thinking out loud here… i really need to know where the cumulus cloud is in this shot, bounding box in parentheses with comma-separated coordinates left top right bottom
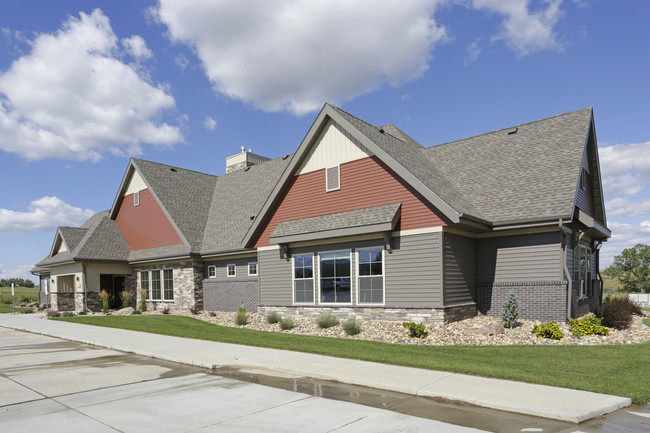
(203, 115, 217, 130)
(154, 0, 448, 115)
(0, 265, 37, 284)
(0, 196, 95, 234)
(470, 0, 564, 57)
(599, 141, 650, 197)
(600, 220, 650, 266)
(0, 9, 183, 162)
(606, 197, 650, 218)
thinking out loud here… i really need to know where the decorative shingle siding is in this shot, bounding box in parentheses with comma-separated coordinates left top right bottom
(476, 281, 567, 322)
(253, 156, 450, 248)
(203, 280, 258, 312)
(115, 188, 184, 250)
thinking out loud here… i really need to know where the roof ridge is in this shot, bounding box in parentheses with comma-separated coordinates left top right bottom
(132, 158, 220, 179)
(427, 107, 592, 150)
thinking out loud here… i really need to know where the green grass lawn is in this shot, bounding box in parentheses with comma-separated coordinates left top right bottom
(0, 305, 33, 314)
(0, 286, 39, 305)
(57, 315, 650, 405)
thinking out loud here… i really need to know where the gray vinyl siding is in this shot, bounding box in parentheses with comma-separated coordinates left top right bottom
(259, 248, 293, 305)
(385, 232, 441, 308)
(204, 257, 257, 280)
(443, 232, 476, 306)
(477, 231, 563, 283)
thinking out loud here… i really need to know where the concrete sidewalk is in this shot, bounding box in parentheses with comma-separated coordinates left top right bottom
(0, 314, 630, 423)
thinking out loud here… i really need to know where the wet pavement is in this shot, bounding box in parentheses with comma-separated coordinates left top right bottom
(1, 325, 648, 432)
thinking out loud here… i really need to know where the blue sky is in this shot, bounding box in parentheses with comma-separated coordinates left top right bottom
(1, 0, 648, 282)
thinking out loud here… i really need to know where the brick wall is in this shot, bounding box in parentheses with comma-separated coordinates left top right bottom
(476, 281, 567, 322)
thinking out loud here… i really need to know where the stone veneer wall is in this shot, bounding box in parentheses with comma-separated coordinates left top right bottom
(51, 293, 75, 311)
(258, 303, 477, 324)
(476, 281, 567, 322)
(135, 260, 203, 311)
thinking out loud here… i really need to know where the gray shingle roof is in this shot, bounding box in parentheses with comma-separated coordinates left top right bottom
(201, 155, 292, 254)
(270, 203, 401, 241)
(133, 159, 218, 252)
(58, 227, 87, 251)
(424, 108, 592, 224)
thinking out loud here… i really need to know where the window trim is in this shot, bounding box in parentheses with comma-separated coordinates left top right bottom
(134, 191, 140, 206)
(162, 268, 174, 301)
(356, 247, 386, 306)
(248, 262, 258, 276)
(292, 253, 316, 305)
(574, 244, 592, 299)
(150, 269, 162, 301)
(207, 265, 216, 278)
(317, 249, 353, 306)
(139, 271, 150, 300)
(325, 165, 340, 192)
(227, 264, 236, 277)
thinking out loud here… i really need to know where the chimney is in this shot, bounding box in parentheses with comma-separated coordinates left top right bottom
(225, 147, 271, 173)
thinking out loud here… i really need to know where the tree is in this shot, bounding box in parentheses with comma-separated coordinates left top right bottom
(606, 244, 650, 293)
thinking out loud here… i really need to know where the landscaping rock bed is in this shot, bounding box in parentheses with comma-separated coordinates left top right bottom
(165, 310, 650, 346)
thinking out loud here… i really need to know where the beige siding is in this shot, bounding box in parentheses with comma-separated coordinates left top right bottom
(477, 232, 563, 283)
(259, 248, 293, 305)
(443, 233, 476, 306)
(85, 263, 133, 292)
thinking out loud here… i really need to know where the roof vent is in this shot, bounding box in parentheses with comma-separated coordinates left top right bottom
(244, 166, 251, 171)
(379, 128, 385, 134)
(507, 127, 518, 135)
(250, 215, 256, 220)
(282, 154, 290, 160)
(170, 168, 177, 172)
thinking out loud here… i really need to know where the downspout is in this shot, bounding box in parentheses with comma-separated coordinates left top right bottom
(595, 240, 603, 307)
(82, 263, 88, 312)
(560, 222, 572, 321)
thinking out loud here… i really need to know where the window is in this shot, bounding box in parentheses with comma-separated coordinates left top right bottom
(326, 165, 340, 192)
(207, 265, 216, 278)
(134, 191, 140, 206)
(293, 254, 314, 304)
(163, 269, 174, 301)
(151, 270, 161, 300)
(358, 248, 384, 304)
(227, 264, 236, 277)
(57, 275, 74, 293)
(248, 262, 258, 276)
(574, 244, 592, 298)
(140, 271, 150, 299)
(320, 251, 351, 303)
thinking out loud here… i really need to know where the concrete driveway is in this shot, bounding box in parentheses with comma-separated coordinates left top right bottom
(0, 327, 485, 433)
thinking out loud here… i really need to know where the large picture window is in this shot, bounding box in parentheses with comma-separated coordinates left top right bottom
(574, 244, 592, 298)
(163, 269, 174, 301)
(140, 271, 150, 300)
(358, 248, 384, 304)
(293, 254, 314, 303)
(320, 251, 351, 303)
(151, 270, 161, 300)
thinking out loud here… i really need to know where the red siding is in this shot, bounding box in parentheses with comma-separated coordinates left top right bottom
(115, 188, 184, 250)
(253, 156, 450, 247)
(576, 170, 595, 217)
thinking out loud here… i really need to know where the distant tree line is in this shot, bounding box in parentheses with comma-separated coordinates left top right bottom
(603, 244, 650, 293)
(0, 278, 35, 288)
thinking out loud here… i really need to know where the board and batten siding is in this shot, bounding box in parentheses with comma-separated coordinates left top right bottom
(575, 169, 595, 217)
(477, 231, 563, 283)
(258, 232, 443, 308)
(115, 188, 184, 250)
(443, 232, 476, 306)
(253, 156, 450, 248)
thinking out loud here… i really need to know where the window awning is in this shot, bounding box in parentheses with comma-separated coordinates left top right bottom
(269, 203, 401, 245)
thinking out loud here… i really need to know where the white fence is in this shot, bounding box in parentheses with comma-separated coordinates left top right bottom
(628, 293, 650, 307)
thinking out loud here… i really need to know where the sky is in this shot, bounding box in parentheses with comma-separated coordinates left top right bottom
(1, 0, 649, 283)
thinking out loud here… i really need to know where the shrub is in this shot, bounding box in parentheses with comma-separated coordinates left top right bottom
(62, 312, 75, 317)
(532, 321, 563, 340)
(569, 315, 609, 336)
(596, 296, 643, 330)
(48, 311, 61, 318)
(403, 322, 427, 339)
(209, 311, 216, 317)
(279, 316, 295, 330)
(189, 304, 201, 315)
(342, 319, 362, 336)
(235, 306, 248, 326)
(131, 309, 142, 315)
(20, 296, 32, 304)
(121, 290, 132, 309)
(161, 305, 171, 315)
(139, 289, 148, 312)
(317, 314, 340, 329)
(0, 296, 9, 304)
(99, 289, 110, 313)
(501, 292, 519, 329)
(78, 311, 87, 316)
(266, 311, 281, 324)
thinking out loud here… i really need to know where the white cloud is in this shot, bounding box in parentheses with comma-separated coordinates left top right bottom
(600, 220, 650, 267)
(606, 197, 650, 218)
(154, 0, 448, 115)
(0, 265, 37, 284)
(464, 37, 482, 65)
(599, 141, 650, 197)
(203, 115, 217, 130)
(122, 35, 153, 60)
(470, 0, 564, 57)
(0, 9, 183, 162)
(0, 196, 95, 234)
(175, 54, 189, 70)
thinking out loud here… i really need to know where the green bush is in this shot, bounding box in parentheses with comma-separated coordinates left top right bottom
(403, 322, 427, 339)
(131, 310, 142, 315)
(62, 312, 75, 317)
(342, 319, 362, 336)
(532, 321, 563, 340)
(121, 290, 132, 309)
(235, 308, 248, 326)
(501, 292, 519, 328)
(99, 289, 110, 313)
(569, 315, 609, 336)
(139, 289, 148, 312)
(279, 316, 295, 330)
(78, 311, 87, 316)
(317, 314, 340, 329)
(596, 296, 643, 330)
(266, 311, 281, 324)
